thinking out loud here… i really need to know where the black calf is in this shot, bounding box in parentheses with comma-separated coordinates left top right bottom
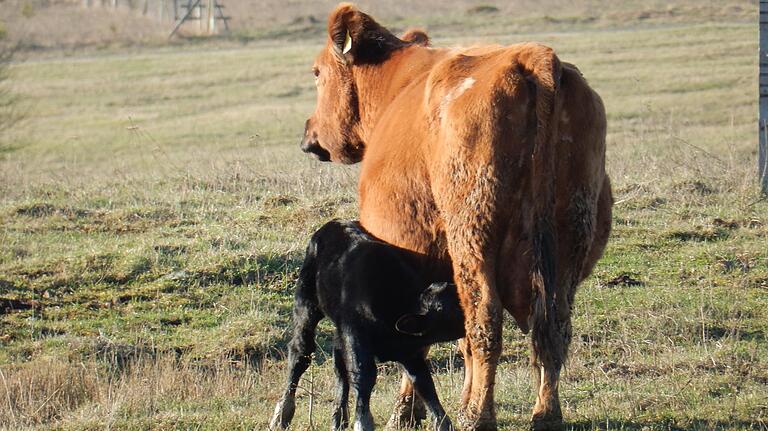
(270, 220, 464, 431)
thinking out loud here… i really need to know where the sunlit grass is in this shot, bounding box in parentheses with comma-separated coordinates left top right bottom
(0, 8, 766, 431)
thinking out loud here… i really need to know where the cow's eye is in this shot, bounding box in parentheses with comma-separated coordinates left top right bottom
(312, 67, 320, 78)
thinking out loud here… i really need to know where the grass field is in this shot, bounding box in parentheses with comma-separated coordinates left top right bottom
(0, 2, 767, 430)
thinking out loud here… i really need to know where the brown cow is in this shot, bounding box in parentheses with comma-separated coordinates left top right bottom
(299, 3, 612, 430)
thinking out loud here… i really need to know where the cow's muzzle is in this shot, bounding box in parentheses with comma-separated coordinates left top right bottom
(300, 130, 331, 162)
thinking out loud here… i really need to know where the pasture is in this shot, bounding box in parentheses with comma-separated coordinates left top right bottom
(0, 2, 766, 430)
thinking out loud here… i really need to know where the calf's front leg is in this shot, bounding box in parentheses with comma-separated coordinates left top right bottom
(341, 332, 377, 431)
(385, 372, 427, 430)
(401, 357, 455, 431)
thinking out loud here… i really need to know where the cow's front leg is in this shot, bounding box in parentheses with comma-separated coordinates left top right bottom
(386, 357, 427, 429)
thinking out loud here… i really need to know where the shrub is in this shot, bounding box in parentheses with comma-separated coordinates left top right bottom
(21, 2, 35, 19)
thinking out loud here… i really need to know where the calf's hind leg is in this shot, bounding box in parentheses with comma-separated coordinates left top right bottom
(332, 339, 350, 430)
(269, 297, 323, 430)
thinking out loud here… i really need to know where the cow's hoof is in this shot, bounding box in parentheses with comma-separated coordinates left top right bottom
(385, 394, 426, 429)
(432, 414, 455, 431)
(456, 408, 496, 431)
(530, 413, 564, 431)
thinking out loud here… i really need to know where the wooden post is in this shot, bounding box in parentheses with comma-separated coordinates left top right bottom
(761, 0, 768, 194)
(207, 0, 216, 34)
(197, 1, 203, 33)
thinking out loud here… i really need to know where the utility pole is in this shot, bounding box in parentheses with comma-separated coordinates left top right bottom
(760, 0, 768, 194)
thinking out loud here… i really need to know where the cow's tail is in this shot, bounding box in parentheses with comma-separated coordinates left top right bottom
(516, 44, 564, 371)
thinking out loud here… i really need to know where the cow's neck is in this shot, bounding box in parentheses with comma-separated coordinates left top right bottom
(351, 47, 445, 143)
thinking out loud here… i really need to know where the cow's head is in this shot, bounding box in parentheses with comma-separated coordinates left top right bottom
(301, 3, 416, 164)
(395, 282, 465, 342)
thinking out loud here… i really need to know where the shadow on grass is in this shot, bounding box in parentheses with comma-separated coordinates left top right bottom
(567, 418, 767, 430)
(174, 251, 305, 289)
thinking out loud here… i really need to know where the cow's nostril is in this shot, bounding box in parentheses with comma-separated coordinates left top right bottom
(300, 137, 318, 153)
(300, 136, 331, 162)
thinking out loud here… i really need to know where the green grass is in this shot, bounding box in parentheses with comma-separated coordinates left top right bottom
(0, 8, 766, 431)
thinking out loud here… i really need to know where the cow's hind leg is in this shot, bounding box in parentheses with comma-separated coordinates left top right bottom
(434, 163, 508, 431)
(531, 183, 608, 431)
(270, 297, 323, 430)
(529, 308, 567, 431)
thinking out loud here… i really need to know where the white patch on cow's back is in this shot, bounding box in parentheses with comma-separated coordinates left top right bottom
(456, 77, 476, 95)
(439, 77, 476, 122)
(561, 110, 570, 125)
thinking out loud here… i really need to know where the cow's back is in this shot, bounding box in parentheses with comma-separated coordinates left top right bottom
(358, 44, 611, 330)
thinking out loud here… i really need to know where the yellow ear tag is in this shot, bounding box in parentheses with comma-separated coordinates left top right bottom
(342, 30, 353, 55)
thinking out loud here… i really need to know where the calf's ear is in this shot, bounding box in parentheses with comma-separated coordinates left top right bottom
(395, 313, 429, 336)
(327, 3, 404, 65)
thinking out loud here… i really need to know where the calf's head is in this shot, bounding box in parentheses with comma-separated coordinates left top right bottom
(395, 282, 465, 343)
(301, 3, 408, 164)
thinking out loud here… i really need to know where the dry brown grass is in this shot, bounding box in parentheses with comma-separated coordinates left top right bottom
(0, 353, 269, 430)
(0, 357, 100, 427)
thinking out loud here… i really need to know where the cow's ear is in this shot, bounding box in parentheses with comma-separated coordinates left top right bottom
(395, 314, 429, 336)
(401, 28, 430, 46)
(327, 3, 404, 65)
(328, 3, 358, 61)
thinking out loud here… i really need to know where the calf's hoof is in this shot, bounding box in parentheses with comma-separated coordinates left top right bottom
(269, 396, 296, 430)
(332, 408, 349, 430)
(385, 394, 426, 429)
(530, 412, 564, 431)
(456, 408, 496, 431)
(354, 412, 375, 431)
